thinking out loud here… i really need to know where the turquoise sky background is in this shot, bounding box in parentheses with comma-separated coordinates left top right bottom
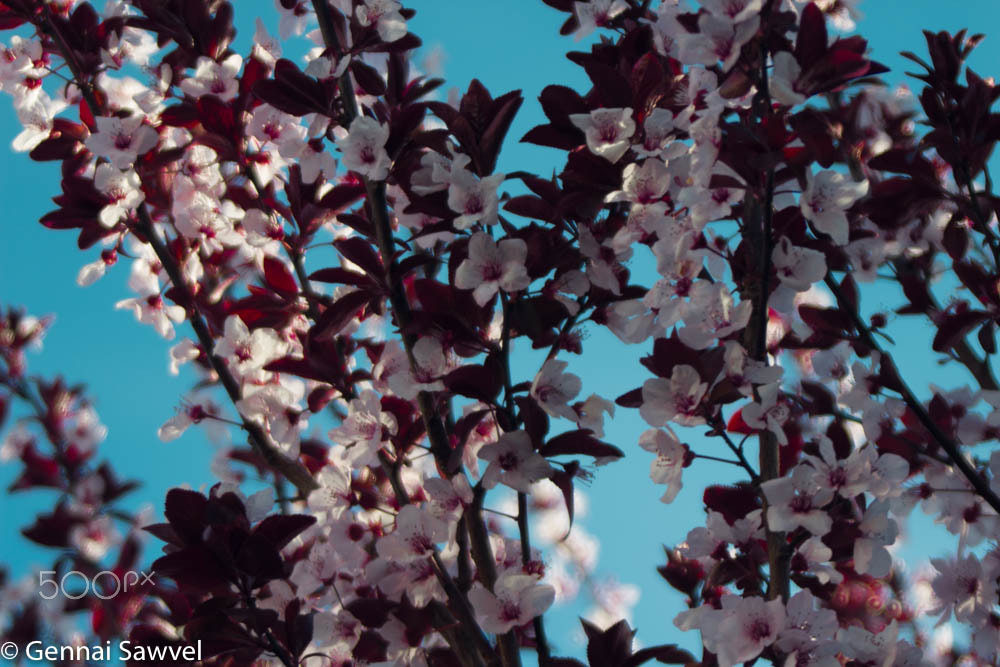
(2, 0, 1000, 661)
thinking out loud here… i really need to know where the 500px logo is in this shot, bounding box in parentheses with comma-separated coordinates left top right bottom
(38, 570, 154, 600)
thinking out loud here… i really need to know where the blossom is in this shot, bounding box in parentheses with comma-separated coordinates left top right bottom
(531, 359, 582, 421)
(214, 315, 288, 381)
(387, 336, 448, 399)
(115, 294, 185, 339)
(94, 164, 144, 228)
(569, 108, 636, 162)
(640, 364, 708, 427)
(306, 463, 353, 518)
(606, 159, 671, 206)
(760, 465, 833, 537)
(376, 505, 448, 562)
(468, 571, 555, 634)
(356, 0, 407, 43)
(677, 282, 753, 350)
(337, 116, 391, 180)
(572, 0, 629, 40)
(740, 382, 790, 445)
(800, 169, 869, 245)
(770, 51, 807, 106)
(237, 385, 306, 457)
(853, 499, 899, 577)
(929, 554, 992, 625)
(447, 165, 505, 229)
(84, 114, 158, 169)
(639, 428, 686, 503)
(454, 232, 530, 306)
(329, 389, 397, 469)
(676, 14, 760, 72)
(714, 596, 785, 667)
(479, 431, 553, 492)
(180, 54, 242, 101)
(772, 236, 827, 291)
(702, 0, 763, 23)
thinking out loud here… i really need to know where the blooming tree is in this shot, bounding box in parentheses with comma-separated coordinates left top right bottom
(3, 0, 1000, 665)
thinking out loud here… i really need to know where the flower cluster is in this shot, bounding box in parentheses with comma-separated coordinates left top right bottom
(2, 0, 1000, 664)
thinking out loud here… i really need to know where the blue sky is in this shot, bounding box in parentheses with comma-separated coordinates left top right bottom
(2, 0, 999, 661)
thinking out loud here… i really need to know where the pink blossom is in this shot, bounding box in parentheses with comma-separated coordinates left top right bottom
(455, 232, 530, 306)
(801, 169, 869, 245)
(468, 571, 555, 634)
(569, 107, 636, 163)
(180, 54, 242, 101)
(531, 359, 582, 421)
(479, 430, 553, 492)
(376, 505, 449, 562)
(85, 114, 158, 169)
(337, 116, 391, 180)
(640, 364, 707, 427)
(639, 428, 686, 503)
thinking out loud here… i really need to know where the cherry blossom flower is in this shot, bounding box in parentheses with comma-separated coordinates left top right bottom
(607, 159, 671, 206)
(180, 54, 242, 101)
(703, 0, 763, 23)
(478, 430, 553, 492)
(454, 232, 530, 306)
(336, 116, 391, 180)
(468, 571, 555, 634)
(761, 465, 833, 536)
(930, 554, 992, 625)
(237, 385, 306, 457)
(94, 164, 143, 228)
(328, 389, 397, 469)
(84, 114, 158, 169)
(772, 236, 827, 292)
(11, 96, 65, 152)
(677, 14, 760, 72)
(573, 393, 615, 438)
(531, 359, 582, 421)
(376, 505, 448, 562)
(306, 463, 353, 518)
(635, 107, 691, 158)
(157, 400, 216, 442)
(424, 475, 473, 521)
(740, 382, 790, 445)
(356, 0, 407, 43)
(69, 515, 118, 561)
(639, 428, 687, 503)
(681, 595, 785, 667)
(770, 51, 807, 106)
(677, 282, 753, 350)
(853, 499, 899, 578)
(387, 336, 448, 399)
(640, 364, 708, 427)
(447, 164, 505, 229)
(115, 294, 185, 339)
(572, 0, 629, 40)
(775, 590, 840, 665)
(569, 107, 636, 163)
(714, 595, 785, 667)
(214, 315, 288, 381)
(800, 169, 869, 245)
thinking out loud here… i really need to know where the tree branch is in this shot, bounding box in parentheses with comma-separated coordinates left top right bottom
(825, 274, 1000, 516)
(38, 11, 317, 496)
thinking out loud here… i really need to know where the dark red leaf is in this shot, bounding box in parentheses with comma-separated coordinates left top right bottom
(544, 430, 624, 460)
(252, 514, 317, 551)
(262, 257, 299, 296)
